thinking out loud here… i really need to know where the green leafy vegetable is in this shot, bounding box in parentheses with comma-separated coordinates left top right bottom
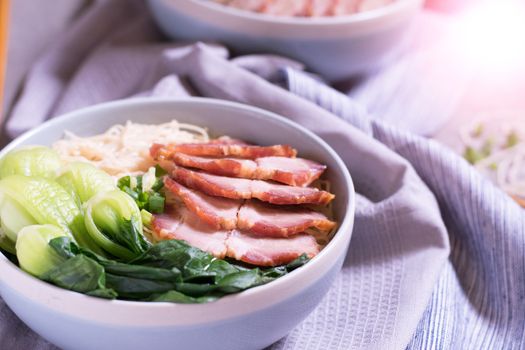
(131, 239, 212, 272)
(103, 262, 181, 282)
(0, 175, 99, 252)
(105, 274, 175, 299)
(16, 225, 68, 277)
(48, 236, 79, 259)
(56, 162, 115, 205)
(0, 146, 61, 180)
(151, 290, 218, 304)
(43, 237, 309, 303)
(43, 255, 115, 298)
(216, 270, 263, 293)
(84, 190, 150, 260)
(117, 167, 165, 214)
(281, 253, 309, 270)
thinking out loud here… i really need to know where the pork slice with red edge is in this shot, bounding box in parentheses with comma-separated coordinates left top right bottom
(151, 142, 297, 160)
(170, 166, 335, 205)
(255, 156, 326, 186)
(237, 200, 336, 238)
(152, 207, 321, 266)
(168, 153, 325, 187)
(226, 230, 320, 266)
(170, 153, 258, 179)
(164, 177, 335, 237)
(164, 177, 242, 230)
(250, 180, 334, 205)
(150, 138, 249, 160)
(152, 207, 229, 258)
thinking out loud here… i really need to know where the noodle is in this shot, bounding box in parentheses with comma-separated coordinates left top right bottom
(52, 120, 210, 178)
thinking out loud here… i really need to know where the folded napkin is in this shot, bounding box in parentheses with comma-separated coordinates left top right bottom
(2, 1, 524, 350)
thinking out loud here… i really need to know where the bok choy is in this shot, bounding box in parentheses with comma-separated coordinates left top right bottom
(0, 146, 61, 179)
(57, 162, 115, 205)
(0, 228, 16, 254)
(84, 190, 150, 260)
(16, 225, 68, 277)
(0, 175, 100, 252)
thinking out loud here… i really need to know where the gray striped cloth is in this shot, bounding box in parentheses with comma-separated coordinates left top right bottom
(283, 69, 525, 349)
(2, 1, 524, 349)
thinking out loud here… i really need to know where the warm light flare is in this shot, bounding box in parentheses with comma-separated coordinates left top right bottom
(455, 1, 525, 73)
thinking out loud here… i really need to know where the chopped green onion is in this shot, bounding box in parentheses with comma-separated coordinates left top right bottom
(148, 194, 165, 214)
(117, 168, 165, 214)
(464, 146, 483, 164)
(481, 138, 494, 157)
(506, 130, 520, 148)
(471, 123, 484, 138)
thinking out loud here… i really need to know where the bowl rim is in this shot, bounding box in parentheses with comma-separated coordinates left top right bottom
(182, 0, 421, 26)
(149, 0, 424, 39)
(0, 97, 355, 326)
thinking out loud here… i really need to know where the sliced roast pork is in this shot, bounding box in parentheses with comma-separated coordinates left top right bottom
(151, 137, 335, 267)
(164, 177, 242, 230)
(152, 208, 320, 266)
(151, 142, 297, 160)
(169, 153, 257, 180)
(166, 153, 326, 187)
(152, 207, 229, 258)
(236, 200, 336, 237)
(256, 156, 326, 187)
(226, 230, 319, 266)
(169, 166, 335, 205)
(164, 178, 336, 237)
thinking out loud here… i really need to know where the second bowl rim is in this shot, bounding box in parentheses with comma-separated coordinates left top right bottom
(148, 0, 424, 39)
(180, 0, 421, 26)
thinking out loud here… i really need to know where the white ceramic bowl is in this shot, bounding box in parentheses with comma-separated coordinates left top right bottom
(0, 98, 355, 350)
(147, 0, 423, 81)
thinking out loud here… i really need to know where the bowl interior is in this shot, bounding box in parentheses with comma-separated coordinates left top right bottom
(0, 97, 354, 326)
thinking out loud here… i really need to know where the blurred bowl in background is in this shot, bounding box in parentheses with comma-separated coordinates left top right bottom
(147, 0, 423, 82)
